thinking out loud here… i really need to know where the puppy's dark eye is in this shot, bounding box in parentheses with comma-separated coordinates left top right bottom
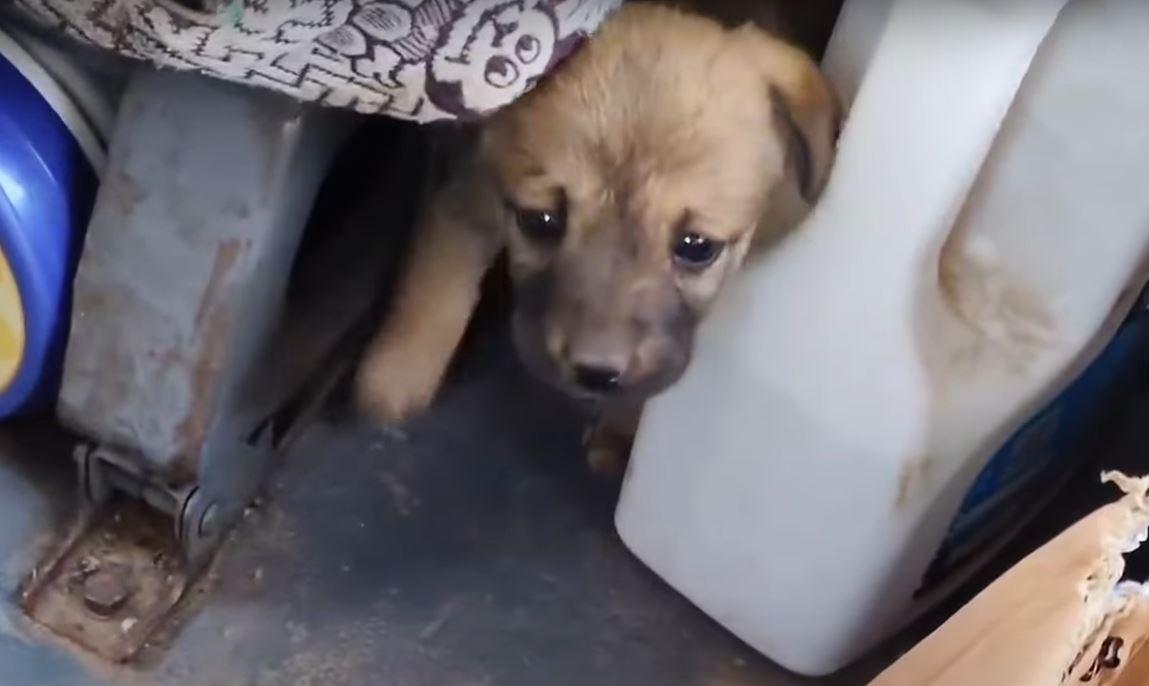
(672, 232, 724, 270)
(514, 196, 567, 244)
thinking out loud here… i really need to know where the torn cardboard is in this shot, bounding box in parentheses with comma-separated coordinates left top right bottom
(871, 472, 1149, 685)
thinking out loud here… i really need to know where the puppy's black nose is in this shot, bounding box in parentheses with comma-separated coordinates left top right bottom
(572, 364, 622, 393)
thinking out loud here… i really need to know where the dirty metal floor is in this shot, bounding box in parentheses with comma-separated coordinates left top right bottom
(0, 327, 821, 686)
(0, 322, 1145, 685)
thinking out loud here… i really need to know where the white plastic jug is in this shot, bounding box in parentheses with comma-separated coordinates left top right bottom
(616, 0, 1149, 676)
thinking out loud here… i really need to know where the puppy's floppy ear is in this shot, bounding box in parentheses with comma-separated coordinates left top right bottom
(742, 29, 841, 203)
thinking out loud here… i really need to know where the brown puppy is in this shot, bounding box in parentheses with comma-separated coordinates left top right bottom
(356, 2, 840, 474)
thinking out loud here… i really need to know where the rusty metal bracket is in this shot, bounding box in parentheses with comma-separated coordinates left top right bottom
(73, 444, 227, 568)
(23, 65, 356, 661)
(53, 66, 353, 567)
(24, 445, 195, 663)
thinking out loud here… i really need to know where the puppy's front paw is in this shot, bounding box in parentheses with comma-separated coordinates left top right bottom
(583, 422, 634, 479)
(355, 342, 442, 425)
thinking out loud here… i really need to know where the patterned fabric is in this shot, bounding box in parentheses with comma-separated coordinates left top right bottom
(13, 0, 621, 121)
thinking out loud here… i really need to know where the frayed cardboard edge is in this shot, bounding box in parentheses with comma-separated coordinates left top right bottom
(1064, 471, 1149, 679)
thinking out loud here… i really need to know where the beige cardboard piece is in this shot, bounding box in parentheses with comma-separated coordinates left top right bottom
(870, 473, 1149, 686)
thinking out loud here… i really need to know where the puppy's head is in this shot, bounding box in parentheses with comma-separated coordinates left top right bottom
(483, 4, 839, 401)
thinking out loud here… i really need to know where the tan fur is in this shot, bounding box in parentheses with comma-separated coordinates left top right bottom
(356, 159, 502, 423)
(357, 2, 840, 468)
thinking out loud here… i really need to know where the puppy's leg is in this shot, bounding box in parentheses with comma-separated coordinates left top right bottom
(357, 189, 502, 424)
(584, 402, 643, 477)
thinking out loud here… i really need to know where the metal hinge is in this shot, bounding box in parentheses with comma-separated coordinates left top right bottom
(19, 445, 222, 662)
(76, 444, 223, 566)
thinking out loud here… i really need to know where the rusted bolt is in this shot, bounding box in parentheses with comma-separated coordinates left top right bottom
(82, 569, 131, 618)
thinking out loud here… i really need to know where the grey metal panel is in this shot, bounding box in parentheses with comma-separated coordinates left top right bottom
(58, 67, 349, 484)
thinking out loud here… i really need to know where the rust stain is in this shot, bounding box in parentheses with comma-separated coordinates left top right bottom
(937, 233, 1056, 373)
(194, 239, 242, 331)
(895, 455, 936, 511)
(21, 501, 189, 663)
(173, 240, 244, 478)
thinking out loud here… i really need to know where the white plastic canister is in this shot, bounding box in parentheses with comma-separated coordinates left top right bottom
(616, 0, 1149, 675)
